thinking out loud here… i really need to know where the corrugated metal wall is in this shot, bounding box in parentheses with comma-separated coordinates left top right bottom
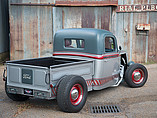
(9, 0, 54, 60)
(116, 0, 157, 63)
(9, 0, 113, 60)
(9, 0, 157, 63)
(0, 0, 9, 53)
(53, 7, 112, 34)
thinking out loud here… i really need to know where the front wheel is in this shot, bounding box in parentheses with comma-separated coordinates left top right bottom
(57, 75, 87, 113)
(124, 63, 148, 88)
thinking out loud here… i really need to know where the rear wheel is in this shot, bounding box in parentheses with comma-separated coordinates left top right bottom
(5, 81, 29, 101)
(57, 75, 87, 113)
(124, 63, 148, 88)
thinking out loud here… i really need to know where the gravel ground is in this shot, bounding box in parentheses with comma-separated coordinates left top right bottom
(0, 64, 157, 118)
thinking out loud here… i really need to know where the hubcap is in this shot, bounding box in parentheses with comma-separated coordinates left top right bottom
(132, 69, 144, 84)
(71, 88, 79, 101)
(134, 72, 141, 81)
(70, 84, 83, 106)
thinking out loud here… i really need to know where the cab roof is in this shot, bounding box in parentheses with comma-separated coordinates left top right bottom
(54, 28, 116, 55)
(56, 28, 113, 37)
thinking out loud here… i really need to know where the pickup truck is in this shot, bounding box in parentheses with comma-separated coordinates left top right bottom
(3, 28, 148, 113)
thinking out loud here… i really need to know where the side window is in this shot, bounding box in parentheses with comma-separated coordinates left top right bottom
(105, 37, 115, 52)
(65, 39, 84, 49)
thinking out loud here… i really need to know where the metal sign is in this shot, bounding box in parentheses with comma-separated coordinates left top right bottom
(117, 4, 157, 12)
(136, 24, 150, 31)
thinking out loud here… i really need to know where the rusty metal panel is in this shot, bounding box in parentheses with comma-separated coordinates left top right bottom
(9, 3, 53, 60)
(56, 7, 112, 29)
(82, 8, 95, 28)
(123, 13, 131, 60)
(62, 7, 82, 28)
(148, 12, 157, 62)
(9, 2, 113, 60)
(39, 7, 53, 57)
(131, 12, 148, 63)
(116, 0, 157, 63)
(99, 7, 111, 30)
(55, 0, 118, 6)
(10, 6, 24, 60)
(116, 12, 133, 61)
(54, 7, 112, 30)
(23, 6, 40, 59)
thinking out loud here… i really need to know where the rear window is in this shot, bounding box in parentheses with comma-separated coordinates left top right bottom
(104, 37, 116, 52)
(64, 39, 84, 49)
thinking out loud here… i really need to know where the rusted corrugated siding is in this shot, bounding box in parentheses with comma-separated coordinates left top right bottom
(53, 7, 112, 35)
(148, 9, 157, 62)
(39, 6, 53, 57)
(115, 0, 157, 63)
(132, 13, 147, 63)
(10, 5, 24, 60)
(132, 0, 148, 63)
(82, 8, 95, 28)
(9, 0, 53, 60)
(146, 0, 157, 62)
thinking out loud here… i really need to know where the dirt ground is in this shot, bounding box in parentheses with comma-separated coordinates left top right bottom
(0, 64, 157, 118)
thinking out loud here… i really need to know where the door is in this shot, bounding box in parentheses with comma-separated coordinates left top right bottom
(102, 36, 120, 87)
(92, 35, 121, 90)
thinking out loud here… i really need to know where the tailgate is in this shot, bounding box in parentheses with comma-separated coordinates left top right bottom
(6, 63, 51, 98)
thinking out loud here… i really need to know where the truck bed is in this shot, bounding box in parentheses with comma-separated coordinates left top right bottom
(7, 57, 83, 68)
(6, 56, 93, 99)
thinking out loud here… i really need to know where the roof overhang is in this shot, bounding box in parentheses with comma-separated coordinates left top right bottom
(55, 1, 118, 7)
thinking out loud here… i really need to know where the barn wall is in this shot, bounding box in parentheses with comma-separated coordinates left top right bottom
(115, 0, 157, 63)
(9, 0, 54, 60)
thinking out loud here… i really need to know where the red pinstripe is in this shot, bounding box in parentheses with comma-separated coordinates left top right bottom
(86, 74, 119, 86)
(53, 52, 119, 60)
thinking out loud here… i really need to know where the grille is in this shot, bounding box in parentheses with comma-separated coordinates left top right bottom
(90, 105, 121, 113)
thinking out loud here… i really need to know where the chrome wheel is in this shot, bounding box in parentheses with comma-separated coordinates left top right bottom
(70, 84, 83, 106)
(132, 69, 144, 84)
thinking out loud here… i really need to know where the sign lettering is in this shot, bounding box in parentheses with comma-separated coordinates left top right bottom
(117, 4, 157, 12)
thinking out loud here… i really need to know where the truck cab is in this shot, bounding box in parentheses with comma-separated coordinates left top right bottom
(53, 28, 123, 90)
